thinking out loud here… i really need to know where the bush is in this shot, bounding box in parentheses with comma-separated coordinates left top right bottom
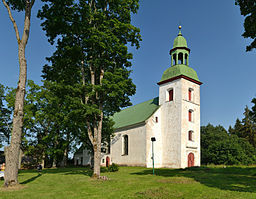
(108, 163, 119, 172)
(100, 167, 108, 173)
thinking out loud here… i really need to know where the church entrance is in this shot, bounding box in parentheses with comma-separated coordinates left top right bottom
(188, 153, 194, 167)
(106, 156, 110, 167)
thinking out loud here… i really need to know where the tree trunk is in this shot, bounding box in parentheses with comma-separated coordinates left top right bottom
(4, 44, 27, 187)
(93, 143, 101, 178)
(18, 149, 23, 169)
(52, 157, 57, 168)
(2, 0, 34, 187)
(41, 152, 45, 169)
(60, 148, 67, 167)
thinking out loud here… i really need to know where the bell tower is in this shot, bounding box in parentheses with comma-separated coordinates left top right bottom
(170, 26, 190, 66)
(157, 26, 202, 168)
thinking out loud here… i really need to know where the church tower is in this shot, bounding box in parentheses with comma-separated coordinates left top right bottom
(157, 26, 202, 168)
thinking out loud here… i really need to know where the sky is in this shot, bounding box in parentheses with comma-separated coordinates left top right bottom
(0, 0, 255, 130)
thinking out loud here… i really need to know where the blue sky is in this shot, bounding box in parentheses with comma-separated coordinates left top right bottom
(0, 0, 255, 130)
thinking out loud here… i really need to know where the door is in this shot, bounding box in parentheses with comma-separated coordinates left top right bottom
(106, 156, 110, 167)
(188, 153, 194, 167)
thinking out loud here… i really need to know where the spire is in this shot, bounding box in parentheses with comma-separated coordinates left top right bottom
(170, 26, 190, 66)
(178, 25, 182, 36)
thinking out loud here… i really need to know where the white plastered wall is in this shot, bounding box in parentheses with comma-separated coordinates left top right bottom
(180, 78, 200, 168)
(110, 125, 147, 166)
(159, 79, 183, 168)
(145, 108, 162, 168)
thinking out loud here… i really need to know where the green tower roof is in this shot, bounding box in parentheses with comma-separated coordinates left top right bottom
(159, 26, 201, 84)
(160, 64, 199, 82)
(173, 30, 187, 48)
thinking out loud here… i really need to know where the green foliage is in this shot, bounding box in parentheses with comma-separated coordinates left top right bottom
(4, 0, 28, 11)
(100, 163, 119, 173)
(108, 163, 119, 172)
(229, 102, 256, 148)
(100, 166, 108, 173)
(3, 80, 80, 167)
(0, 84, 12, 146)
(38, 0, 141, 174)
(235, 0, 256, 51)
(201, 124, 256, 165)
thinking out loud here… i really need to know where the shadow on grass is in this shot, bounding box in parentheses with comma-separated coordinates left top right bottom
(19, 167, 108, 178)
(131, 166, 256, 193)
(21, 173, 42, 184)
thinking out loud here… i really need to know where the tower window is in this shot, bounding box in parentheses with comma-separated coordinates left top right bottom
(188, 131, 193, 141)
(122, 135, 128, 155)
(173, 54, 177, 65)
(155, 117, 158, 123)
(178, 52, 183, 64)
(188, 89, 192, 101)
(185, 54, 188, 65)
(188, 110, 193, 122)
(169, 89, 173, 101)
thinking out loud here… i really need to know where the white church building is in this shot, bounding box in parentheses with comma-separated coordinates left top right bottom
(74, 27, 202, 168)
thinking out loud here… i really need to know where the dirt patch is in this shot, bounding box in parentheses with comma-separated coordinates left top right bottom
(135, 187, 183, 199)
(0, 184, 26, 191)
(157, 177, 196, 184)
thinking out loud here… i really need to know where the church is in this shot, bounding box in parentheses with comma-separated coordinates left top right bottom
(74, 27, 202, 168)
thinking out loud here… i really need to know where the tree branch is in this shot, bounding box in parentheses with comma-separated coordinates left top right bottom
(2, 0, 20, 43)
(21, 0, 34, 46)
(86, 121, 94, 145)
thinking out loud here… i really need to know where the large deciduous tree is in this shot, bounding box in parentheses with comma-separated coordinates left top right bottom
(235, 0, 256, 51)
(2, 0, 35, 186)
(38, 0, 141, 178)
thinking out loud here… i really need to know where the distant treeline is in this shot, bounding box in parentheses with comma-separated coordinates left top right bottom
(201, 99, 256, 165)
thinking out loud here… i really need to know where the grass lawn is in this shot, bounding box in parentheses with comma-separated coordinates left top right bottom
(0, 166, 256, 199)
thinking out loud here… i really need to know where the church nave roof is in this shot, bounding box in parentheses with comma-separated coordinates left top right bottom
(113, 97, 159, 130)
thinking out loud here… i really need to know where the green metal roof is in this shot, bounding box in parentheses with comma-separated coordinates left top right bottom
(160, 64, 199, 82)
(173, 30, 187, 48)
(113, 97, 159, 129)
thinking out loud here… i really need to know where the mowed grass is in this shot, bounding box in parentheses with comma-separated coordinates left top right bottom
(1, 166, 256, 199)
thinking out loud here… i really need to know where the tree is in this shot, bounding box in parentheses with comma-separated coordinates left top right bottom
(201, 124, 228, 164)
(201, 124, 256, 165)
(2, 0, 35, 186)
(38, 0, 141, 178)
(235, 0, 256, 51)
(3, 80, 79, 168)
(229, 105, 256, 148)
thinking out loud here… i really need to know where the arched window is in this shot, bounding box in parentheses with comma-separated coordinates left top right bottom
(188, 131, 193, 141)
(169, 89, 173, 101)
(123, 135, 128, 155)
(188, 88, 193, 101)
(185, 54, 188, 65)
(188, 110, 193, 122)
(178, 52, 183, 64)
(173, 54, 177, 65)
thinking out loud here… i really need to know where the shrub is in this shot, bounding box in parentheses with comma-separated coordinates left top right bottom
(108, 163, 119, 172)
(100, 167, 108, 173)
